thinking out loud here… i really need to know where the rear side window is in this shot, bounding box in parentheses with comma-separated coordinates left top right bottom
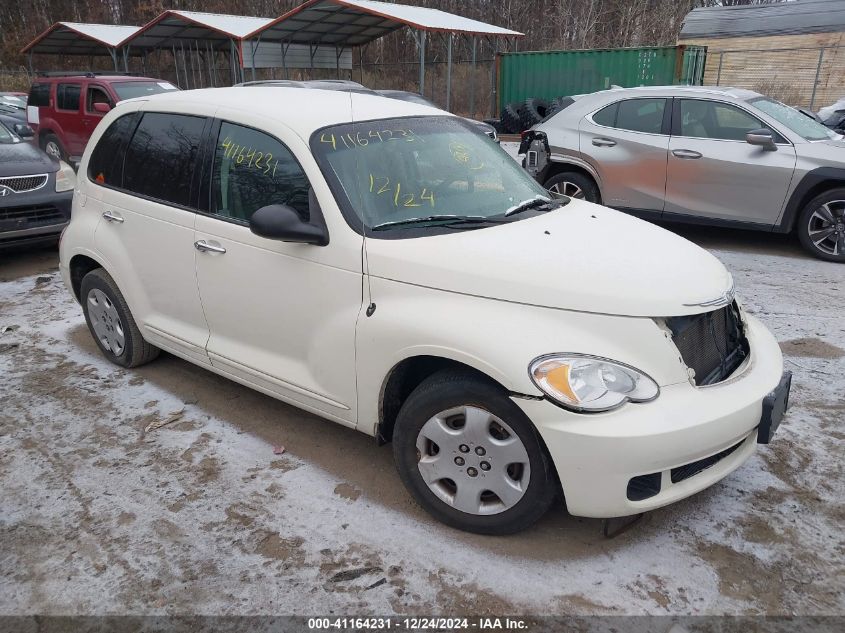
(616, 99, 665, 134)
(28, 84, 50, 107)
(592, 98, 665, 134)
(56, 84, 81, 111)
(88, 113, 139, 187)
(210, 121, 310, 222)
(122, 112, 206, 208)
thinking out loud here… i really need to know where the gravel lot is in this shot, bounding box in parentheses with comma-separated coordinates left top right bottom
(1, 150, 843, 618)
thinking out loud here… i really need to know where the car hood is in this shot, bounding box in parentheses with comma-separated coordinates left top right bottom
(0, 141, 57, 177)
(365, 201, 733, 317)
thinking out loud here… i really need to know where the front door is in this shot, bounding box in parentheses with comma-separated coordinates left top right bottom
(580, 97, 670, 212)
(193, 117, 363, 425)
(664, 98, 797, 226)
(82, 83, 113, 145)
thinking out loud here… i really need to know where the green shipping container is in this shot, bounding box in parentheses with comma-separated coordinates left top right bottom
(497, 45, 707, 113)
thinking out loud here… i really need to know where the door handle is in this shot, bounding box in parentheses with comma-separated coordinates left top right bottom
(102, 211, 124, 223)
(592, 137, 617, 147)
(194, 240, 226, 254)
(672, 149, 703, 159)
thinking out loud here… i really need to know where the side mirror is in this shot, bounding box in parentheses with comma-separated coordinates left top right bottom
(93, 102, 112, 113)
(13, 123, 34, 138)
(746, 128, 776, 150)
(249, 204, 328, 246)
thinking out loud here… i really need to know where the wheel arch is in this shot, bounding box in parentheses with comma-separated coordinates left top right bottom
(543, 160, 602, 203)
(376, 354, 514, 445)
(69, 253, 106, 302)
(777, 167, 845, 233)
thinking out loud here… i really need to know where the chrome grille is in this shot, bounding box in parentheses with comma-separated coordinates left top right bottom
(666, 302, 749, 386)
(0, 174, 48, 193)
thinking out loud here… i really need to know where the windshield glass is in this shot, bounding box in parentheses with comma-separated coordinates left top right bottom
(312, 116, 550, 235)
(750, 96, 838, 141)
(112, 81, 178, 101)
(0, 95, 25, 109)
(0, 122, 15, 144)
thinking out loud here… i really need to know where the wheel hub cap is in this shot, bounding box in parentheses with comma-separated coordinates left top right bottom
(87, 289, 126, 356)
(415, 405, 530, 516)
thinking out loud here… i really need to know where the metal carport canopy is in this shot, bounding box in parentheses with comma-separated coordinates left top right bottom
(21, 22, 141, 56)
(248, 0, 523, 107)
(249, 0, 523, 46)
(120, 10, 274, 52)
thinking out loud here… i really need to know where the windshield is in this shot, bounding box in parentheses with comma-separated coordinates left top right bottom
(0, 95, 25, 109)
(311, 116, 551, 236)
(0, 122, 15, 144)
(750, 96, 838, 141)
(112, 81, 178, 101)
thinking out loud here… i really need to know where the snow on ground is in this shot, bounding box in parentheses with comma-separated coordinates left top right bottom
(0, 180, 843, 618)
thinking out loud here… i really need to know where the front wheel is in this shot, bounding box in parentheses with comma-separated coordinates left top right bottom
(41, 133, 66, 162)
(797, 189, 845, 262)
(543, 171, 600, 203)
(393, 369, 557, 534)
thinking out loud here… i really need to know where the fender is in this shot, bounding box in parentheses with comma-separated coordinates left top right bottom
(776, 166, 845, 233)
(547, 153, 603, 189)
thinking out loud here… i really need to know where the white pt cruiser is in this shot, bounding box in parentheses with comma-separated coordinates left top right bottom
(59, 87, 791, 534)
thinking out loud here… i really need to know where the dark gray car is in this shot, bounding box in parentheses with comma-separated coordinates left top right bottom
(521, 86, 845, 262)
(0, 120, 74, 249)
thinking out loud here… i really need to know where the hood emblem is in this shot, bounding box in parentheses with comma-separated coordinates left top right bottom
(0, 185, 12, 197)
(683, 281, 735, 308)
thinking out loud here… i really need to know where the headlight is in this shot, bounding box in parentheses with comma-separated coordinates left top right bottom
(529, 354, 659, 412)
(55, 160, 76, 193)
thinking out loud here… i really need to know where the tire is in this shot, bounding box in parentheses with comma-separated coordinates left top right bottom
(544, 171, 600, 203)
(392, 368, 557, 535)
(80, 268, 160, 368)
(796, 188, 845, 262)
(519, 98, 549, 131)
(501, 104, 522, 134)
(40, 133, 66, 162)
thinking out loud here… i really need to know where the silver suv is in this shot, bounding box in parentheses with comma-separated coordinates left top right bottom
(521, 86, 845, 262)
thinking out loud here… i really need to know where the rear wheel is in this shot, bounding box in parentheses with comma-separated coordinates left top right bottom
(41, 133, 66, 162)
(797, 188, 845, 262)
(393, 369, 557, 534)
(544, 171, 600, 203)
(80, 268, 160, 368)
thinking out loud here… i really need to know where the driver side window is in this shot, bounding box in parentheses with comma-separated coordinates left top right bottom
(679, 100, 767, 141)
(210, 122, 310, 223)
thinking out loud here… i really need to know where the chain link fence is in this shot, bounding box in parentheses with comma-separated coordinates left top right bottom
(707, 46, 845, 111)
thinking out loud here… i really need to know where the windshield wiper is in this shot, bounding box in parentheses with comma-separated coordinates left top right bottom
(371, 215, 510, 231)
(504, 195, 560, 217)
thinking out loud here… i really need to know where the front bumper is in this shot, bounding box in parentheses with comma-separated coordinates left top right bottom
(514, 314, 785, 518)
(0, 187, 72, 249)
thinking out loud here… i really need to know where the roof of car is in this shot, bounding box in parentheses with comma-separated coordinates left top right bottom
(123, 86, 449, 137)
(34, 74, 166, 84)
(593, 85, 762, 100)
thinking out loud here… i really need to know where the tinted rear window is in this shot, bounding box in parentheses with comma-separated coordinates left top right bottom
(88, 113, 140, 188)
(28, 84, 50, 107)
(112, 81, 178, 101)
(57, 83, 81, 111)
(122, 112, 206, 207)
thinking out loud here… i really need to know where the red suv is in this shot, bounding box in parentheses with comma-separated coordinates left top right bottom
(27, 73, 178, 164)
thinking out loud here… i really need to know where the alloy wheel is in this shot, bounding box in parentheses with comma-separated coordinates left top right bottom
(548, 181, 584, 199)
(45, 141, 61, 160)
(808, 201, 845, 256)
(415, 405, 530, 515)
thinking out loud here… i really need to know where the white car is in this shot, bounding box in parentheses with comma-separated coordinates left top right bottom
(59, 87, 790, 534)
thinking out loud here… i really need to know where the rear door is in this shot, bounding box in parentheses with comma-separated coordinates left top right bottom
(53, 82, 85, 157)
(580, 97, 670, 213)
(664, 98, 797, 226)
(92, 108, 212, 365)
